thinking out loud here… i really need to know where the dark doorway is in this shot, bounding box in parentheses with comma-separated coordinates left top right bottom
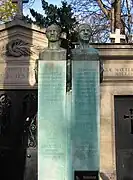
(0, 89, 37, 180)
(114, 95, 133, 180)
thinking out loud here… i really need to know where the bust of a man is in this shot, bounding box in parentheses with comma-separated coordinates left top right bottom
(76, 23, 103, 82)
(45, 24, 62, 50)
(78, 23, 92, 49)
(35, 24, 65, 83)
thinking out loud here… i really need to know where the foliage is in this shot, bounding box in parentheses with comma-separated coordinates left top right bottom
(0, 0, 17, 22)
(29, 0, 78, 91)
(29, 0, 78, 46)
(70, 0, 133, 43)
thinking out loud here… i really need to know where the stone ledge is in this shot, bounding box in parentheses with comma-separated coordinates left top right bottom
(0, 19, 45, 34)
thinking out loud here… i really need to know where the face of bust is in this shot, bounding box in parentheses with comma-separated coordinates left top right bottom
(78, 24, 91, 42)
(46, 25, 61, 42)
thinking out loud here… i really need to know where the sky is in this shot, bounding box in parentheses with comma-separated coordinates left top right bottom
(23, 0, 61, 17)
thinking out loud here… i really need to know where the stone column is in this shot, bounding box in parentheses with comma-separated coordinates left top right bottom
(71, 48, 100, 179)
(38, 49, 68, 180)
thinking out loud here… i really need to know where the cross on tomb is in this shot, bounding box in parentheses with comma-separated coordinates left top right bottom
(110, 28, 125, 43)
(124, 108, 133, 134)
(12, 0, 29, 18)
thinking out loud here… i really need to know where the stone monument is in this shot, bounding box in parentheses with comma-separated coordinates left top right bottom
(71, 24, 101, 180)
(37, 24, 68, 180)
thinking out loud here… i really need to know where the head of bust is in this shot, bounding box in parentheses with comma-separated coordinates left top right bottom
(77, 23, 92, 43)
(46, 24, 61, 42)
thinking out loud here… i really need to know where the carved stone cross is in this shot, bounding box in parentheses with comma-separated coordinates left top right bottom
(124, 108, 133, 134)
(12, 0, 29, 18)
(110, 29, 125, 43)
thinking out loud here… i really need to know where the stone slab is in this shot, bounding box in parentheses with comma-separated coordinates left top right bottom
(72, 60, 100, 172)
(38, 59, 68, 180)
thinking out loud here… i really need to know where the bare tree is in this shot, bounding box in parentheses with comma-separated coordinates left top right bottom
(70, 0, 133, 42)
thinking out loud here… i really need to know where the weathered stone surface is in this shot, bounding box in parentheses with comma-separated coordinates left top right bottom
(0, 19, 47, 89)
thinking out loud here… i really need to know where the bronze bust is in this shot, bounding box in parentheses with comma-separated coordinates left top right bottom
(77, 23, 103, 82)
(78, 23, 92, 49)
(34, 24, 63, 83)
(45, 24, 62, 50)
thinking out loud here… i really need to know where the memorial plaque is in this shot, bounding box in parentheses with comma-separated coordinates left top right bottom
(74, 171, 98, 180)
(0, 65, 35, 87)
(72, 60, 100, 172)
(38, 60, 68, 180)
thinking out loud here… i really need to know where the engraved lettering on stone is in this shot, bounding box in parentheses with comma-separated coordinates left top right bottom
(104, 67, 133, 76)
(0, 67, 34, 83)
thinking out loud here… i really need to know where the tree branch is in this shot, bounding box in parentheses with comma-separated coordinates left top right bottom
(96, 0, 110, 18)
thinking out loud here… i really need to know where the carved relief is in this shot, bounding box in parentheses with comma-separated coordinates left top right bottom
(6, 39, 32, 57)
(0, 94, 11, 135)
(25, 114, 37, 148)
(23, 93, 37, 148)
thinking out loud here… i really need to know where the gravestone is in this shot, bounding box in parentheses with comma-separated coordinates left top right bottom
(38, 23, 101, 180)
(71, 24, 100, 179)
(72, 54, 100, 173)
(38, 24, 68, 180)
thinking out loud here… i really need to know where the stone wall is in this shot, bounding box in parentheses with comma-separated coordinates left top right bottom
(95, 44, 133, 180)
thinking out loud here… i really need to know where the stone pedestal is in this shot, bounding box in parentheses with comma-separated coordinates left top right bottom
(71, 48, 100, 179)
(38, 49, 68, 180)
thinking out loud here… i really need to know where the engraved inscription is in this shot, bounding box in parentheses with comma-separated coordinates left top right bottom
(0, 66, 35, 83)
(75, 171, 98, 180)
(39, 61, 66, 156)
(72, 61, 99, 170)
(104, 67, 133, 76)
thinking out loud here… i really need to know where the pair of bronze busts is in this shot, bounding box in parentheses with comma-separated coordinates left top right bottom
(45, 23, 92, 49)
(35, 23, 103, 83)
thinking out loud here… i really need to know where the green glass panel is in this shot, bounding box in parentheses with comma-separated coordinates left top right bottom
(38, 60, 68, 180)
(72, 60, 100, 171)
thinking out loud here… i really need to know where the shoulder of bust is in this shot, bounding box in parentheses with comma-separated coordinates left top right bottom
(40, 47, 66, 52)
(72, 47, 99, 55)
(39, 48, 66, 60)
(88, 47, 99, 54)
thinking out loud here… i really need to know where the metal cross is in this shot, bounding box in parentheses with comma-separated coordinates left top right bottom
(124, 108, 133, 134)
(110, 29, 125, 43)
(12, 0, 29, 18)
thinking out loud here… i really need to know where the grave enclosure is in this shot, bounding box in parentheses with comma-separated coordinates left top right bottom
(0, 19, 133, 180)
